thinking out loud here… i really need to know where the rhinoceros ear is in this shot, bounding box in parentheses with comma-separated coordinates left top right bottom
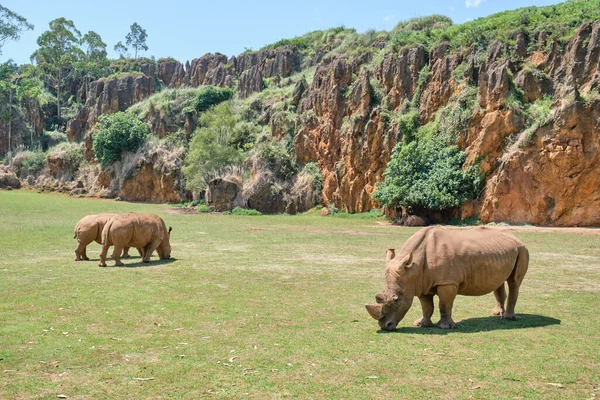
(386, 249, 395, 262)
(365, 304, 383, 320)
(401, 252, 413, 268)
(168, 226, 172, 234)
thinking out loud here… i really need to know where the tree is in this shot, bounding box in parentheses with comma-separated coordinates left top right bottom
(113, 41, 129, 58)
(125, 23, 148, 60)
(0, 5, 34, 57)
(77, 31, 108, 98)
(30, 18, 83, 123)
(183, 102, 243, 194)
(372, 129, 482, 212)
(0, 61, 18, 151)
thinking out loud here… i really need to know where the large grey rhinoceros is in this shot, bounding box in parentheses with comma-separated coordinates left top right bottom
(365, 226, 529, 331)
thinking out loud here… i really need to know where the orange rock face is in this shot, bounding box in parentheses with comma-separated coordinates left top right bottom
(480, 100, 600, 226)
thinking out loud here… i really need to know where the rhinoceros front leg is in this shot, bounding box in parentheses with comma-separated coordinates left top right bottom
(414, 295, 435, 327)
(142, 239, 161, 263)
(492, 284, 507, 316)
(436, 285, 457, 329)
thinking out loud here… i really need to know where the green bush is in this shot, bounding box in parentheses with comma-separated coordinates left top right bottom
(42, 130, 68, 149)
(12, 151, 46, 176)
(224, 207, 262, 216)
(299, 162, 323, 193)
(197, 204, 211, 213)
(92, 112, 150, 167)
(252, 139, 297, 180)
(183, 102, 243, 193)
(195, 86, 233, 113)
(373, 129, 482, 211)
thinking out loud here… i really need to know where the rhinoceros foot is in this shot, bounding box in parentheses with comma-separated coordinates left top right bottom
(437, 319, 456, 329)
(502, 313, 517, 321)
(492, 307, 504, 316)
(413, 317, 435, 327)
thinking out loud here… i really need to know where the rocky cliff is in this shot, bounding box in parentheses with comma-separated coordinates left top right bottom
(6, 5, 600, 225)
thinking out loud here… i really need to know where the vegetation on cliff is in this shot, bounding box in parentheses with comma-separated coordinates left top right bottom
(2, 0, 600, 224)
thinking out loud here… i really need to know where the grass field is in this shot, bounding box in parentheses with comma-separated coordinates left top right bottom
(0, 190, 599, 399)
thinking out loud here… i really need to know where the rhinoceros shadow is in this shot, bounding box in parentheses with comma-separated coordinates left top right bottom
(85, 257, 177, 268)
(386, 314, 561, 335)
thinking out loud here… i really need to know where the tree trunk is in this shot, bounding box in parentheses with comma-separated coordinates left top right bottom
(57, 69, 62, 122)
(8, 88, 12, 152)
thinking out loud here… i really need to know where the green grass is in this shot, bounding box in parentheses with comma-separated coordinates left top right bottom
(0, 190, 599, 399)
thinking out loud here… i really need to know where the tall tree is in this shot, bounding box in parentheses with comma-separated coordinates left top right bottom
(30, 18, 83, 123)
(125, 23, 148, 60)
(78, 30, 108, 98)
(0, 61, 18, 151)
(0, 5, 34, 57)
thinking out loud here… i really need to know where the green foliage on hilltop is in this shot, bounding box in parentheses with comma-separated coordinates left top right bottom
(92, 112, 150, 167)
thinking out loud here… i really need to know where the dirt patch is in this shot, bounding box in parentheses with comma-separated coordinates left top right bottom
(164, 207, 200, 215)
(245, 227, 390, 236)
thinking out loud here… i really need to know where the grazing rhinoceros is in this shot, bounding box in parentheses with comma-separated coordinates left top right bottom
(365, 226, 529, 331)
(99, 213, 172, 267)
(74, 214, 134, 261)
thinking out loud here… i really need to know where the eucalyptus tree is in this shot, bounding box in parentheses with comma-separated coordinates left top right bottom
(125, 22, 148, 60)
(0, 5, 33, 57)
(30, 18, 83, 122)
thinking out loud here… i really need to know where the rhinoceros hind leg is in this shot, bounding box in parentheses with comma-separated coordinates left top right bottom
(111, 246, 125, 267)
(436, 285, 457, 329)
(122, 247, 131, 259)
(504, 247, 529, 320)
(75, 242, 86, 261)
(492, 284, 507, 316)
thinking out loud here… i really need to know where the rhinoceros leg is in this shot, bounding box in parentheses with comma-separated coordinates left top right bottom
(111, 245, 125, 267)
(503, 247, 529, 320)
(98, 244, 109, 267)
(492, 284, 507, 316)
(142, 239, 161, 263)
(414, 295, 435, 327)
(122, 247, 131, 259)
(74, 242, 85, 261)
(436, 285, 457, 329)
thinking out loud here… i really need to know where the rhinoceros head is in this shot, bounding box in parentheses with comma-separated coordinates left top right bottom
(365, 249, 415, 331)
(157, 226, 172, 259)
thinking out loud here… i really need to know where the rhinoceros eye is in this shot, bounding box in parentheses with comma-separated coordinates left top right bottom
(375, 295, 384, 304)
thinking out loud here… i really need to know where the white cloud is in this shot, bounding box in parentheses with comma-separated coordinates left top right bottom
(465, 0, 486, 8)
(383, 15, 396, 21)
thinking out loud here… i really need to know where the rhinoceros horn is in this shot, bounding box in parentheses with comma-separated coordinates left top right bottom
(365, 303, 383, 320)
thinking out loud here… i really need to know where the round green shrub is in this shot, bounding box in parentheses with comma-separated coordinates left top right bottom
(92, 112, 150, 167)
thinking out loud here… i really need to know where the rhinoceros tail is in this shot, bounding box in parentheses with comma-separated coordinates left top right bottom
(101, 218, 114, 246)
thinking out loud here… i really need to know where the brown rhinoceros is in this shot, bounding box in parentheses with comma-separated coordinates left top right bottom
(74, 214, 134, 261)
(99, 213, 172, 267)
(365, 226, 529, 331)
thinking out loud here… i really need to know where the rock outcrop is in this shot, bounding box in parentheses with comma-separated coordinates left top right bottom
(67, 74, 156, 144)
(480, 99, 600, 226)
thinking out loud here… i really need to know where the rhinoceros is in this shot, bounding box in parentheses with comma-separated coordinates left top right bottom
(365, 226, 529, 331)
(74, 214, 134, 261)
(99, 213, 172, 267)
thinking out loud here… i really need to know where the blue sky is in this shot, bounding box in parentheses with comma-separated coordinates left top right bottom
(1, 0, 563, 65)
